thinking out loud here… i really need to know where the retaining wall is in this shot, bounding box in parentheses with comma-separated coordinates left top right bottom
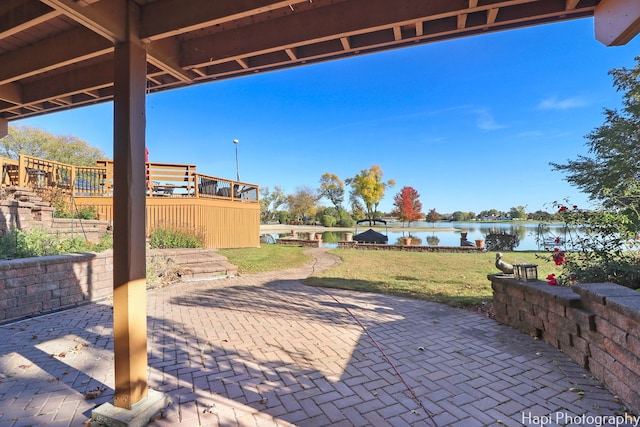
(490, 274, 640, 414)
(0, 251, 113, 324)
(337, 242, 484, 253)
(276, 238, 322, 248)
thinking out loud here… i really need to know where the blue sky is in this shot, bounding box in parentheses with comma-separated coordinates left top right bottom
(16, 18, 640, 215)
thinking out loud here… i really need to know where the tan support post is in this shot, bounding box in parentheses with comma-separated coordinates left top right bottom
(595, 0, 640, 46)
(0, 118, 7, 138)
(112, 38, 148, 410)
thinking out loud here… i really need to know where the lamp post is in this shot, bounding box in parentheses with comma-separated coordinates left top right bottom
(233, 139, 239, 181)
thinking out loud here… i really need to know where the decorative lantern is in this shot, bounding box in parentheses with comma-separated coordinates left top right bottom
(513, 264, 538, 281)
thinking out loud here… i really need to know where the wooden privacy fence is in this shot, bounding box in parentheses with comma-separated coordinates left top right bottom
(1, 154, 260, 248)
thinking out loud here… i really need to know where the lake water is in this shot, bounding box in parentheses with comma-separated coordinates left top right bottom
(269, 221, 569, 251)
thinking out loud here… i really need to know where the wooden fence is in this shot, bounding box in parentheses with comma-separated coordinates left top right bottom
(1, 154, 260, 248)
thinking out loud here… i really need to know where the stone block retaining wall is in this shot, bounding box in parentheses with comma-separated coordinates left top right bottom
(490, 274, 640, 414)
(276, 238, 322, 248)
(0, 251, 113, 324)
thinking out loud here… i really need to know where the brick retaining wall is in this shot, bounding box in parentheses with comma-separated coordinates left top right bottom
(489, 274, 640, 414)
(0, 251, 113, 324)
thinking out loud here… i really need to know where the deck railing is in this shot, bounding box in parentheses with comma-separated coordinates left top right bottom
(1, 154, 259, 203)
(1, 154, 261, 248)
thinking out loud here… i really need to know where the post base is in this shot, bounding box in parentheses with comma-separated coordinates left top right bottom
(91, 389, 172, 427)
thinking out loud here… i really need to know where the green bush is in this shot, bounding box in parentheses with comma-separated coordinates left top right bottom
(321, 214, 337, 227)
(0, 227, 113, 259)
(543, 204, 640, 289)
(337, 210, 355, 227)
(149, 226, 204, 249)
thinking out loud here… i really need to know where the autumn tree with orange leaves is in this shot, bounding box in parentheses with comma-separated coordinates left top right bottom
(392, 186, 423, 226)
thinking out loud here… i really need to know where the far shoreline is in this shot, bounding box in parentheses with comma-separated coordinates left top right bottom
(260, 223, 457, 233)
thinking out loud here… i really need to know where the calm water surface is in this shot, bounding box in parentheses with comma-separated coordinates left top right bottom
(271, 221, 569, 251)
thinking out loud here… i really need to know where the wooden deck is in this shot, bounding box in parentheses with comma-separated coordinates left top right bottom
(1, 154, 260, 248)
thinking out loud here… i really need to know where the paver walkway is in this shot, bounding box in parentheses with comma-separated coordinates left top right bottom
(0, 248, 636, 426)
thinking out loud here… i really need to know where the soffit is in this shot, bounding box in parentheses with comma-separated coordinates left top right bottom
(0, 0, 601, 121)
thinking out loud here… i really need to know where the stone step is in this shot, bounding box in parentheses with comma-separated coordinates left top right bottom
(180, 261, 238, 279)
(147, 248, 238, 280)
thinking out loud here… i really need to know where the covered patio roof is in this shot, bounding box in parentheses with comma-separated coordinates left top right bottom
(1, 0, 639, 125)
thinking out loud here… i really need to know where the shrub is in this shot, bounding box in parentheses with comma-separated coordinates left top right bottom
(484, 232, 519, 251)
(321, 214, 337, 227)
(149, 226, 204, 249)
(337, 211, 355, 227)
(540, 203, 640, 289)
(0, 227, 112, 259)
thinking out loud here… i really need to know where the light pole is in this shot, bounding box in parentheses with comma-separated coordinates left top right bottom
(233, 139, 239, 181)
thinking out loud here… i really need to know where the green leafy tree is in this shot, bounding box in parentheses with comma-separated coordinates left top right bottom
(509, 205, 527, 219)
(318, 173, 345, 212)
(259, 186, 286, 223)
(392, 186, 423, 227)
(451, 211, 466, 221)
(478, 209, 503, 220)
(1, 125, 106, 165)
(550, 56, 640, 221)
(346, 165, 395, 223)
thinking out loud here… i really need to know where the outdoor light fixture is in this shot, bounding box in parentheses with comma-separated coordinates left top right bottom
(233, 139, 239, 181)
(514, 264, 538, 281)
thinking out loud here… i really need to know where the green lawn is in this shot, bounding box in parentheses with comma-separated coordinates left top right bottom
(219, 245, 560, 307)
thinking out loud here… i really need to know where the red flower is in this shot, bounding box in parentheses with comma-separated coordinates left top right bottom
(546, 274, 558, 286)
(558, 206, 568, 213)
(554, 237, 561, 244)
(572, 205, 578, 210)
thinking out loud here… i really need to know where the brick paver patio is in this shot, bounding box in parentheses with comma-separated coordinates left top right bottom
(0, 248, 636, 426)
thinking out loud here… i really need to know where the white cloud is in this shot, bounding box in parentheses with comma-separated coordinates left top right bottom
(537, 96, 588, 110)
(474, 109, 506, 131)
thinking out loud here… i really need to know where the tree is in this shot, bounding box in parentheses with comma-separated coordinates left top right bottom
(392, 186, 423, 226)
(259, 186, 286, 223)
(286, 186, 319, 223)
(1, 125, 106, 165)
(550, 56, 640, 217)
(451, 211, 466, 222)
(425, 208, 440, 225)
(346, 165, 395, 223)
(318, 173, 345, 212)
(509, 205, 527, 219)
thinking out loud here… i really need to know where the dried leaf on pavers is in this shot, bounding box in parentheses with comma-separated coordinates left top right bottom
(71, 343, 89, 352)
(84, 386, 107, 399)
(18, 364, 32, 370)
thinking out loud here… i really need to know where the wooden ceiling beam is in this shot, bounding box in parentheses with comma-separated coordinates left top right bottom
(182, 0, 469, 67)
(140, 0, 311, 41)
(22, 60, 114, 104)
(0, 82, 22, 105)
(0, 27, 112, 85)
(487, 8, 500, 24)
(180, 0, 560, 68)
(40, 0, 128, 43)
(0, 0, 61, 39)
(146, 38, 194, 82)
(566, 0, 581, 9)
